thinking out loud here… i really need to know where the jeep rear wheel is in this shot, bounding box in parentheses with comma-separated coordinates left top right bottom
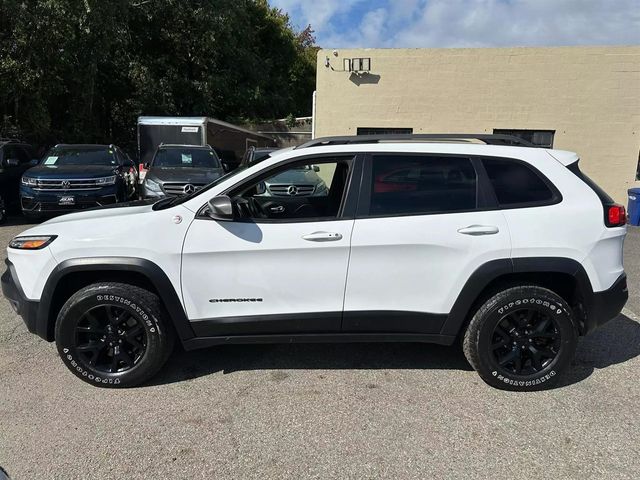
(463, 286, 578, 391)
(55, 282, 174, 387)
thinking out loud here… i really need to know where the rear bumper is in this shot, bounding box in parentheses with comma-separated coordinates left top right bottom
(1, 260, 40, 335)
(584, 273, 628, 333)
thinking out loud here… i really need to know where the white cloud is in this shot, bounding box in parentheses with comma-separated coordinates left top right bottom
(360, 8, 389, 46)
(271, 0, 640, 48)
(393, 0, 640, 48)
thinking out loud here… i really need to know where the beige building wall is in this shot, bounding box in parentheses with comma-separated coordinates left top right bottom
(315, 46, 640, 203)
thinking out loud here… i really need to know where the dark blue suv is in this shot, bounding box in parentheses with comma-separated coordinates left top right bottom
(20, 144, 138, 219)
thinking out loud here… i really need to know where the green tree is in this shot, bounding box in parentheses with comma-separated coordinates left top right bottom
(0, 0, 317, 152)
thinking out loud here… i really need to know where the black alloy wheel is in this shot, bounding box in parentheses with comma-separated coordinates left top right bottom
(463, 285, 578, 391)
(55, 282, 174, 387)
(75, 305, 147, 374)
(491, 307, 561, 376)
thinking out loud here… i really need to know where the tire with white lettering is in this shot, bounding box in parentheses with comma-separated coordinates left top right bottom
(463, 286, 577, 391)
(55, 282, 174, 388)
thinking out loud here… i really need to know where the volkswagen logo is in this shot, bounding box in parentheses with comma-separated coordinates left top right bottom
(287, 185, 299, 196)
(61, 180, 71, 189)
(183, 184, 196, 194)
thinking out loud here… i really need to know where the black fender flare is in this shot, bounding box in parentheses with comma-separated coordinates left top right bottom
(37, 257, 195, 342)
(440, 257, 593, 337)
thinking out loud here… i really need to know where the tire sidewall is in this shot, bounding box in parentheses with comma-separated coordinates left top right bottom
(474, 289, 577, 390)
(56, 286, 166, 387)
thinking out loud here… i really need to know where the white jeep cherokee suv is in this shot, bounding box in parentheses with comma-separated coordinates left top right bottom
(2, 134, 628, 391)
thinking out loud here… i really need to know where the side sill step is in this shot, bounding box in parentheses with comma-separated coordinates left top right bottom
(182, 333, 457, 351)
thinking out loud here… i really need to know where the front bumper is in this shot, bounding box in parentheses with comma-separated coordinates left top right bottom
(1, 260, 40, 335)
(583, 273, 628, 334)
(20, 185, 119, 215)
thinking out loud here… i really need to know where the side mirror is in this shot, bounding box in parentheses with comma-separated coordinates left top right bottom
(221, 162, 233, 173)
(206, 195, 234, 221)
(6, 158, 19, 167)
(312, 165, 320, 172)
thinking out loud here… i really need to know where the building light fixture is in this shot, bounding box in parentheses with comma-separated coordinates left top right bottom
(344, 58, 371, 73)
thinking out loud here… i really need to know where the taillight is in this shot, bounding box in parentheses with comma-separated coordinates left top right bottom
(606, 204, 626, 227)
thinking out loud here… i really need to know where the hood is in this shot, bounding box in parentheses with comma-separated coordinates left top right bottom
(37, 200, 158, 226)
(25, 164, 119, 179)
(148, 167, 223, 184)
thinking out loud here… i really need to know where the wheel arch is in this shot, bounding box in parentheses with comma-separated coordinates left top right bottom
(441, 257, 594, 337)
(36, 257, 195, 343)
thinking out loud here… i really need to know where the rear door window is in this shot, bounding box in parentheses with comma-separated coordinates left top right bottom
(483, 158, 557, 207)
(368, 154, 477, 216)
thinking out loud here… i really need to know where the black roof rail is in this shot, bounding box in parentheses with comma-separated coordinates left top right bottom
(296, 133, 536, 149)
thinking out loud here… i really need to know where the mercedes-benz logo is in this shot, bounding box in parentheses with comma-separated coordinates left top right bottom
(61, 180, 71, 189)
(183, 184, 196, 194)
(287, 185, 298, 196)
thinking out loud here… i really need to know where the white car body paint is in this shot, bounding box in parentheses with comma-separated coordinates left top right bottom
(7, 142, 625, 324)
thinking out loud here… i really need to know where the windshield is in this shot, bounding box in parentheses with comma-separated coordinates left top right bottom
(153, 148, 220, 169)
(42, 148, 117, 166)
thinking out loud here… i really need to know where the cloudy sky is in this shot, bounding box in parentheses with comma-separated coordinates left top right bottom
(269, 0, 640, 48)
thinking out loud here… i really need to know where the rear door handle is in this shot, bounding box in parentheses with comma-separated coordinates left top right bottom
(302, 231, 343, 242)
(457, 225, 499, 236)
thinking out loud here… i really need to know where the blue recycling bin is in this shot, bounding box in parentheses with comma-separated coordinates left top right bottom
(627, 188, 640, 226)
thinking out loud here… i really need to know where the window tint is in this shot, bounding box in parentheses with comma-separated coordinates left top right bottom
(483, 158, 554, 206)
(232, 158, 352, 221)
(154, 148, 220, 168)
(369, 155, 477, 216)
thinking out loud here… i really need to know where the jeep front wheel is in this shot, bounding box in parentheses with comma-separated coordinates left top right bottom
(463, 286, 578, 391)
(55, 282, 174, 387)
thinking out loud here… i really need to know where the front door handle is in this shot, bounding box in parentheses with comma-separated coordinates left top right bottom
(302, 231, 343, 242)
(269, 205, 285, 213)
(457, 225, 499, 236)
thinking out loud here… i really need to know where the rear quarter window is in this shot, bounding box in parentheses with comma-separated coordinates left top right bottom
(483, 158, 558, 207)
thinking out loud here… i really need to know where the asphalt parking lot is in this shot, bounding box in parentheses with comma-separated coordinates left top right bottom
(1, 219, 639, 480)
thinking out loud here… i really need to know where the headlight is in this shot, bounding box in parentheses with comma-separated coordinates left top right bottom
(95, 176, 116, 185)
(21, 176, 38, 186)
(9, 235, 57, 250)
(144, 178, 162, 192)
